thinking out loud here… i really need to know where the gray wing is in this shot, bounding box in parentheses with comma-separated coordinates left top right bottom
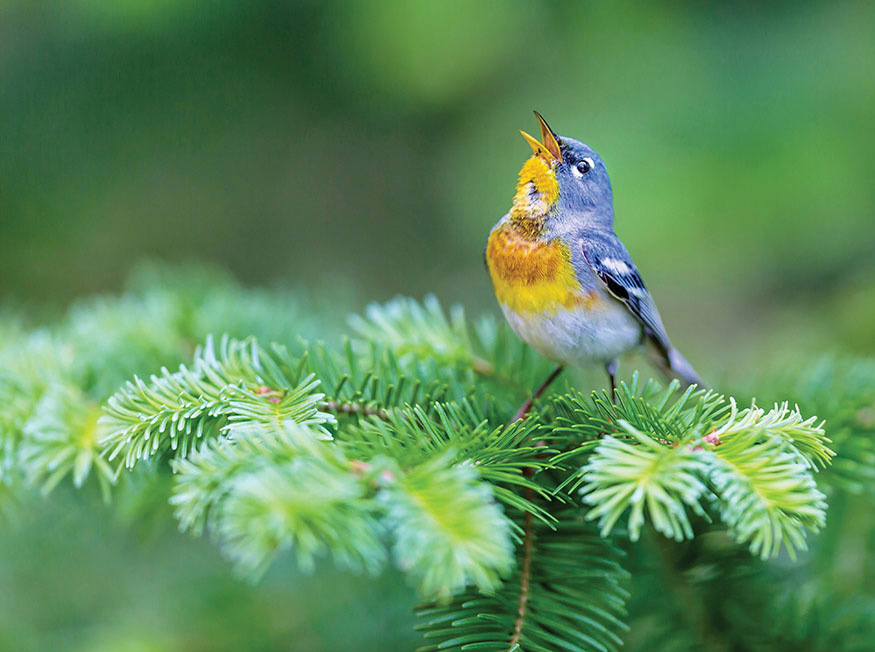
(580, 231, 672, 357)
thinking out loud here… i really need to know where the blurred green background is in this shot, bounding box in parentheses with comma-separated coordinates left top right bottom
(2, 0, 873, 650)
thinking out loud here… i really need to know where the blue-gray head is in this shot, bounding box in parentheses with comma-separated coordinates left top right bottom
(512, 112, 614, 231)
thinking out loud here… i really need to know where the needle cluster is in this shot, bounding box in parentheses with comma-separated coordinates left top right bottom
(1, 268, 871, 651)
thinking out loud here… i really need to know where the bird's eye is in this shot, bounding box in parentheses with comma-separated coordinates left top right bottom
(574, 158, 594, 176)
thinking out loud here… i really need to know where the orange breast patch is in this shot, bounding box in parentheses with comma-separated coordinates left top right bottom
(486, 226, 600, 314)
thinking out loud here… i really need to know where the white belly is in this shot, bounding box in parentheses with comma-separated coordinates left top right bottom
(501, 301, 641, 366)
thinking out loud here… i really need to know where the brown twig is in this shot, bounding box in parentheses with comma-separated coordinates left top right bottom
(508, 500, 534, 650)
(506, 390, 545, 650)
(510, 365, 564, 422)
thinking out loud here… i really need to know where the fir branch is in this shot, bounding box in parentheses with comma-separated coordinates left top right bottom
(170, 421, 330, 535)
(174, 420, 520, 596)
(336, 401, 557, 524)
(758, 402, 832, 469)
(65, 292, 191, 397)
(346, 296, 558, 411)
(380, 454, 515, 599)
(176, 422, 383, 579)
(578, 395, 829, 557)
(706, 399, 833, 470)
(0, 331, 74, 488)
(217, 460, 384, 579)
(708, 442, 825, 560)
(509, 507, 534, 649)
(99, 335, 334, 469)
(548, 376, 727, 465)
(703, 399, 829, 558)
(18, 383, 116, 499)
(416, 512, 630, 652)
(349, 295, 476, 370)
(305, 338, 456, 413)
(581, 423, 709, 541)
(0, 288, 845, 651)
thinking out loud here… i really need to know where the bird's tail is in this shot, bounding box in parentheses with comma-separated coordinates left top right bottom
(652, 345, 707, 390)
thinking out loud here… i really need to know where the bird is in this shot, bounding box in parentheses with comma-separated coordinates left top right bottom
(485, 112, 705, 420)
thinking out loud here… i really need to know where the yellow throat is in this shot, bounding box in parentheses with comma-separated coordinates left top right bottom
(509, 155, 559, 231)
(486, 155, 597, 315)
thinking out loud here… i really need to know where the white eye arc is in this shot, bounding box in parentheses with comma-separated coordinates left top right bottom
(572, 157, 595, 177)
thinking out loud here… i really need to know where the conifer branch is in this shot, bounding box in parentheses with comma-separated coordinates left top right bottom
(381, 454, 514, 598)
(581, 425, 708, 541)
(0, 286, 848, 652)
(348, 296, 559, 410)
(416, 511, 630, 652)
(99, 335, 334, 469)
(507, 408, 543, 650)
(509, 507, 534, 650)
(570, 388, 831, 556)
(19, 383, 115, 499)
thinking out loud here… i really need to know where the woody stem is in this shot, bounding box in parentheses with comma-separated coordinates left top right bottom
(511, 365, 564, 422)
(508, 502, 534, 649)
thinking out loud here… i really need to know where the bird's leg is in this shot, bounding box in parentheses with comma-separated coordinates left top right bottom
(511, 365, 564, 422)
(605, 359, 619, 404)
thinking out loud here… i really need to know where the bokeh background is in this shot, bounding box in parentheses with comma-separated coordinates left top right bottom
(1, 1, 873, 650)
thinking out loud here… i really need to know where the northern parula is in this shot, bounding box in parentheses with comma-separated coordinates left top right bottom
(485, 112, 704, 418)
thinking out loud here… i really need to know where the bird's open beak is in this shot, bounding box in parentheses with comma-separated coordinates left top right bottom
(520, 111, 562, 162)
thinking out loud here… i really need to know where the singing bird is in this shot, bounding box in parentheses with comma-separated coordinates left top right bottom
(485, 112, 704, 420)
